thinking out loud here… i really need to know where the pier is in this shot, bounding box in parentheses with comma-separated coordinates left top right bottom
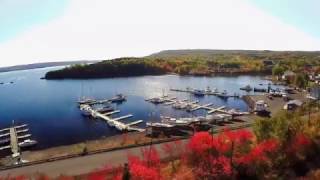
(0, 124, 36, 157)
(188, 103, 227, 114)
(81, 105, 144, 132)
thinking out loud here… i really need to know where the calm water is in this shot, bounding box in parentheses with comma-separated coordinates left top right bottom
(0, 67, 280, 150)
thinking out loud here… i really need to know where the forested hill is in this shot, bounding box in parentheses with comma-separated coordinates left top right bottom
(45, 50, 320, 79)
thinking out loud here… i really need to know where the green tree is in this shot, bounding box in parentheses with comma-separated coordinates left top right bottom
(295, 73, 308, 88)
(272, 65, 285, 76)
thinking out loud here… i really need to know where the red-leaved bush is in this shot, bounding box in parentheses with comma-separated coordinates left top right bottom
(287, 133, 311, 154)
(127, 147, 162, 180)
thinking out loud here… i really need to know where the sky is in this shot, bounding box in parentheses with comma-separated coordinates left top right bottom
(0, 0, 319, 67)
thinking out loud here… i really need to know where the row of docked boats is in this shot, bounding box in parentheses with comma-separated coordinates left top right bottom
(171, 87, 240, 99)
(147, 113, 234, 129)
(240, 85, 271, 93)
(78, 94, 127, 106)
(80, 103, 115, 117)
(78, 94, 127, 116)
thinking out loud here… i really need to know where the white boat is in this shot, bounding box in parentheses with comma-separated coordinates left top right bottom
(108, 120, 115, 127)
(78, 97, 96, 105)
(110, 94, 126, 103)
(80, 104, 92, 116)
(217, 90, 229, 99)
(149, 97, 164, 104)
(172, 102, 183, 109)
(240, 85, 252, 92)
(161, 116, 200, 125)
(94, 104, 114, 113)
(204, 114, 232, 123)
(18, 139, 37, 148)
(205, 86, 212, 93)
(185, 104, 196, 112)
(227, 109, 250, 116)
(212, 88, 219, 93)
(146, 122, 175, 128)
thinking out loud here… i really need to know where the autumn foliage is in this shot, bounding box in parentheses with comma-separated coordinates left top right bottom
(6, 128, 316, 180)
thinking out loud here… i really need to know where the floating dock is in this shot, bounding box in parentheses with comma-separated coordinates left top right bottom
(188, 103, 227, 114)
(0, 124, 36, 157)
(81, 105, 145, 132)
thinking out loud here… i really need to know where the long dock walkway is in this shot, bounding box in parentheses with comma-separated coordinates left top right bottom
(9, 128, 19, 155)
(82, 105, 144, 132)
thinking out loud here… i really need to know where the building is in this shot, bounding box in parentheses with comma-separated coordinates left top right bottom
(282, 71, 296, 81)
(283, 100, 303, 110)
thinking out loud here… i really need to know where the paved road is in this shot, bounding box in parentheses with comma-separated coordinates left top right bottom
(0, 140, 187, 178)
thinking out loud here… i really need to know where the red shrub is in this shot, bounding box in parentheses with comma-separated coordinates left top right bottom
(129, 160, 162, 180)
(223, 129, 253, 145)
(140, 147, 160, 168)
(88, 171, 105, 180)
(127, 147, 162, 180)
(287, 133, 312, 155)
(195, 155, 232, 179)
(188, 132, 214, 154)
(236, 138, 279, 166)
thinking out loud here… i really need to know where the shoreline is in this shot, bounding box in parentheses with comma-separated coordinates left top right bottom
(44, 71, 272, 80)
(0, 117, 255, 170)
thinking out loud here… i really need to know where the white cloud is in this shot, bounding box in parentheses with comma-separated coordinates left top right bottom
(0, 0, 319, 67)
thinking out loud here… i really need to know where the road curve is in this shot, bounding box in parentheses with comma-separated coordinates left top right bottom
(0, 140, 188, 178)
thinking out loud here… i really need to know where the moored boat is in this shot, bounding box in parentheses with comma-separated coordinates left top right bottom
(18, 139, 37, 148)
(240, 85, 252, 92)
(110, 94, 126, 103)
(193, 89, 205, 96)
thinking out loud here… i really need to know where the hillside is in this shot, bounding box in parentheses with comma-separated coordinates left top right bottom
(149, 49, 320, 57)
(0, 61, 97, 73)
(45, 50, 320, 79)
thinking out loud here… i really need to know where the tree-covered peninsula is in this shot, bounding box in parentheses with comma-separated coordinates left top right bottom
(45, 50, 320, 79)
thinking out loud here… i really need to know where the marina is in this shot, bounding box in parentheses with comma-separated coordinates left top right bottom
(145, 95, 249, 116)
(0, 67, 283, 151)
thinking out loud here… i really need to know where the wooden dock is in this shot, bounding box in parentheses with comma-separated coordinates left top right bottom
(9, 128, 19, 155)
(0, 124, 36, 157)
(81, 105, 144, 132)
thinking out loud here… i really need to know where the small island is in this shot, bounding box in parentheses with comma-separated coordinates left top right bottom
(45, 50, 320, 79)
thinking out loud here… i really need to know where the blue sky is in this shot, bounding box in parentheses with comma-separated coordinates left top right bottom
(0, 0, 69, 42)
(250, 0, 320, 39)
(0, 0, 319, 67)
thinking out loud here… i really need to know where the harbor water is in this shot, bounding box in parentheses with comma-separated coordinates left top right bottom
(0, 67, 282, 150)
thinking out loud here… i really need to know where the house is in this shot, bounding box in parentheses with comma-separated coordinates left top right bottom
(263, 60, 275, 67)
(263, 60, 275, 70)
(283, 100, 303, 110)
(282, 71, 296, 81)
